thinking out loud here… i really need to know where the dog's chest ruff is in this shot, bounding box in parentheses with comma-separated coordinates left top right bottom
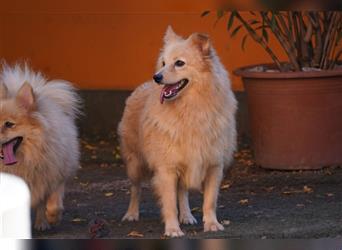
(144, 105, 226, 187)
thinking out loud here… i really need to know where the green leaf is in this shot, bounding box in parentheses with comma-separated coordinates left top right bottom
(201, 10, 210, 17)
(255, 25, 270, 30)
(262, 28, 269, 42)
(217, 9, 224, 18)
(241, 35, 248, 51)
(336, 31, 342, 45)
(248, 19, 260, 25)
(227, 11, 236, 31)
(260, 13, 269, 43)
(231, 25, 243, 38)
(270, 14, 277, 31)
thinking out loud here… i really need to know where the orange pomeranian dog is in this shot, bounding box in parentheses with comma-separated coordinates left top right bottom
(118, 27, 237, 237)
(0, 64, 81, 230)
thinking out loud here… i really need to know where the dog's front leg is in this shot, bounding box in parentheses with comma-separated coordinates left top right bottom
(34, 202, 50, 231)
(45, 184, 65, 225)
(178, 181, 197, 225)
(202, 164, 224, 232)
(153, 169, 184, 237)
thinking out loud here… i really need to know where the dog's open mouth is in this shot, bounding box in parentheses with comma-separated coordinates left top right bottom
(160, 79, 189, 104)
(0, 137, 23, 165)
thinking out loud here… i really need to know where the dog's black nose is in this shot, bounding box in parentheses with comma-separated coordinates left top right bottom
(153, 73, 163, 84)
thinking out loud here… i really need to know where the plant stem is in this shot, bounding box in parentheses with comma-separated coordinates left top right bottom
(292, 12, 301, 61)
(278, 12, 298, 62)
(298, 12, 311, 67)
(234, 12, 285, 71)
(311, 12, 323, 67)
(262, 12, 301, 71)
(328, 15, 342, 69)
(321, 12, 339, 69)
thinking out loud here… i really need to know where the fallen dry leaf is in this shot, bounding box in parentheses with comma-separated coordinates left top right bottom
(191, 207, 201, 213)
(324, 170, 332, 175)
(282, 185, 313, 195)
(239, 199, 249, 205)
(72, 218, 86, 223)
(89, 218, 111, 239)
(263, 186, 275, 192)
(245, 160, 254, 166)
(104, 192, 114, 197)
(99, 140, 106, 145)
(220, 183, 231, 190)
(100, 163, 109, 168)
(222, 220, 231, 226)
(189, 230, 197, 236)
(84, 144, 97, 150)
(127, 231, 144, 238)
(303, 185, 313, 193)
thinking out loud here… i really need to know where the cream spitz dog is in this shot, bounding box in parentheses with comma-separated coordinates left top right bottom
(119, 27, 237, 237)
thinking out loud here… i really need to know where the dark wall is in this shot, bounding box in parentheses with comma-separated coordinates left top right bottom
(78, 90, 250, 140)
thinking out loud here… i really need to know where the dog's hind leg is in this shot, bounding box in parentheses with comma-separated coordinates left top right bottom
(202, 164, 224, 232)
(178, 182, 197, 225)
(153, 169, 184, 237)
(122, 182, 141, 221)
(46, 184, 65, 225)
(122, 156, 142, 222)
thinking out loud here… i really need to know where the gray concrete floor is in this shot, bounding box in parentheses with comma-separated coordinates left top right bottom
(33, 137, 342, 239)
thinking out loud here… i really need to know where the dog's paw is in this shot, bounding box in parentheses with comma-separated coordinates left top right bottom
(46, 210, 62, 225)
(122, 212, 139, 222)
(179, 212, 197, 225)
(164, 225, 185, 238)
(34, 220, 51, 231)
(204, 220, 224, 232)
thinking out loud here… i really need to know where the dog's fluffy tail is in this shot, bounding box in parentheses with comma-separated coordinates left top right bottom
(39, 79, 82, 118)
(0, 63, 82, 118)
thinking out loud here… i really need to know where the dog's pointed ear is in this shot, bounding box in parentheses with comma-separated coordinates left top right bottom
(0, 82, 8, 99)
(164, 26, 181, 44)
(16, 82, 35, 111)
(188, 33, 211, 56)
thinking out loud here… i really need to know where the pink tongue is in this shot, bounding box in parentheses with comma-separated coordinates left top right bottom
(3, 140, 17, 165)
(160, 89, 165, 104)
(160, 85, 178, 104)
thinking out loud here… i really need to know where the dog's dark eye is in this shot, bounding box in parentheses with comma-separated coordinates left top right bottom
(162, 61, 166, 67)
(4, 121, 15, 128)
(175, 60, 185, 67)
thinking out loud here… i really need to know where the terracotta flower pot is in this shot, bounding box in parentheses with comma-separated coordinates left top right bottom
(235, 64, 342, 170)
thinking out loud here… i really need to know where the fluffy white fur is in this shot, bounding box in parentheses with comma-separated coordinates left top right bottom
(0, 64, 80, 230)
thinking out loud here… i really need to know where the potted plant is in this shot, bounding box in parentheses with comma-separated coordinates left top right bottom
(203, 11, 342, 169)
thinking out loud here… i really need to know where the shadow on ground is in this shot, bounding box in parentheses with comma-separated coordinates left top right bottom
(33, 136, 342, 239)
